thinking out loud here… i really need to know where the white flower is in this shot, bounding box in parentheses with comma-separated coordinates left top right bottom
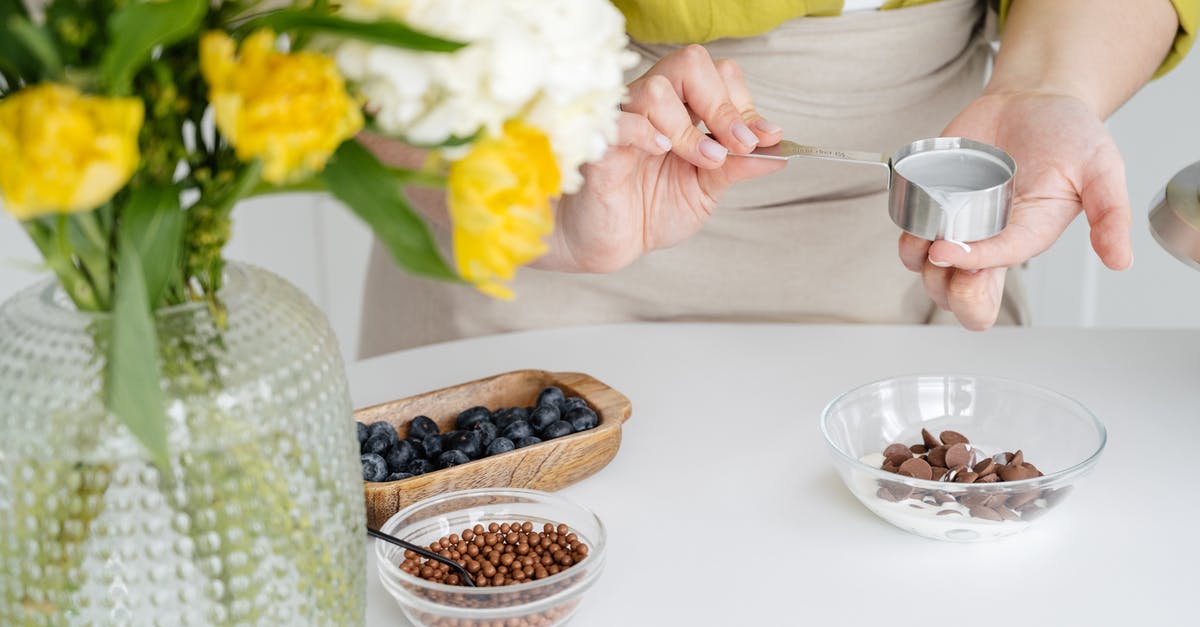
(333, 0, 636, 192)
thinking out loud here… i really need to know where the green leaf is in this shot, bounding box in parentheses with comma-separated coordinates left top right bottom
(241, 9, 464, 52)
(0, 0, 40, 82)
(120, 185, 185, 307)
(6, 16, 63, 79)
(321, 140, 460, 281)
(99, 0, 206, 95)
(106, 244, 170, 469)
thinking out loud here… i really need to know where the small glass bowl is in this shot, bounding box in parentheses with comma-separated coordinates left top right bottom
(821, 375, 1106, 542)
(376, 488, 606, 626)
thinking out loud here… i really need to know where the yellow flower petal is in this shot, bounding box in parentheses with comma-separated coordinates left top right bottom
(199, 30, 363, 184)
(0, 83, 143, 219)
(448, 121, 561, 299)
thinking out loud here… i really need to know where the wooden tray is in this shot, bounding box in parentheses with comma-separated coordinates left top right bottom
(356, 370, 633, 528)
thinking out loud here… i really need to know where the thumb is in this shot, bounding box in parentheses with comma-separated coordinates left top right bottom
(1080, 143, 1133, 270)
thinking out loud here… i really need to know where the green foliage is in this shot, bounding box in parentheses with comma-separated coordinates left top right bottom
(119, 185, 185, 308)
(239, 8, 465, 51)
(321, 141, 460, 281)
(99, 0, 206, 95)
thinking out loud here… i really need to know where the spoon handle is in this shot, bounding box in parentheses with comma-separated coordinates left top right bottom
(733, 140, 892, 172)
(367, 527, 477, 587)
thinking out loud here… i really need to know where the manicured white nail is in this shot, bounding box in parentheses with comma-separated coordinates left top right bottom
(929, 258, 952, 268)
(753, 118, 782, 134)
(732, 122, 758, 147)
(699, 137, 728, 162)
(655, 133, 672, 152)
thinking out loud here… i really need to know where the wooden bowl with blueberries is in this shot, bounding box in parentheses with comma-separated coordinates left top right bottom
(355, 370, 633, 528)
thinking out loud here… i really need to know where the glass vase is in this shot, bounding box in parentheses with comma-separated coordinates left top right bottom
(0, 263, 365, 625)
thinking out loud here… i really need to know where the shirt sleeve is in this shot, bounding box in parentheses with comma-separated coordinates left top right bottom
(995, 0, 1199, 77)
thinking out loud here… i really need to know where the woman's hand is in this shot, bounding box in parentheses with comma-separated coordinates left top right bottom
(536, 45, 786, 273)
(898, 90, 1134, 329)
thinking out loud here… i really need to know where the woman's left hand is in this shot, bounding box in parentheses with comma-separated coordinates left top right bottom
(897, 90, 1134, 330)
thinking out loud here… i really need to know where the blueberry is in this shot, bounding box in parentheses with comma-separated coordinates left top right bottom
(385, 440, 418, 472)
(456, 406, 492, 430)
(422, 433, 443, 459)
(368, 421, 399, 445)
(541, 420, 574, 440)
(493, 407, 529, 431)
(529, 405, 560, 431)
(361, 453, 388, 482)
(362, 433, 391, 456)
(485, 437, 515, 456)
(472, 421, 498, 447)
(515, 436, 542, 448)
(501, 420, 534, 442)
(405, 437, 427, 458)
(437, 450, 471, 469)
(356, 422, 368, 445)
(407, 416, 439, 440)
(385, 472, 414, 482)
(564, 406, 598, 431)
(406, 458, 434, 476)
(560, 397, 589, 414)
(537, 386, 566, 410)
(443, 430, 484, 459)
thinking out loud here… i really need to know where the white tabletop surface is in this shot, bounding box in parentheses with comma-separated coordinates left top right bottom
(351, 323, 1200, 626)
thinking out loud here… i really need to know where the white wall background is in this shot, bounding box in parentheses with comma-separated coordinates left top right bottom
(3, 40, 1199, 361)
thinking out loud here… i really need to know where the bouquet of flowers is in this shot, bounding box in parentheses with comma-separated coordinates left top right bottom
(0, 0, 634, 464)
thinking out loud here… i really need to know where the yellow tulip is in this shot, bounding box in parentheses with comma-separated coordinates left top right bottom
(200, 29, 363, 184)
(448, 121, 561, 299)
(0, 84, 143, 220)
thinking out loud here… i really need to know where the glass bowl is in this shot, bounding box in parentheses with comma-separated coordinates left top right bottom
(820, 375, 1106, 542)
(376, 488, 606, 626)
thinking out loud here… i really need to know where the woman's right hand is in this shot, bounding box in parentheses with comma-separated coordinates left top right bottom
(535, 45, 787, 273)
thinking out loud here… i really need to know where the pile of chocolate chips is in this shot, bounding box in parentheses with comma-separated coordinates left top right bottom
(880, 429, 1043, 484)
(402, 521, 589, 588)
(875, 429, 1067, 522)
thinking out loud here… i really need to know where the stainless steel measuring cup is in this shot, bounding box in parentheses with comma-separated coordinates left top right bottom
(734, 137, 1016, 242)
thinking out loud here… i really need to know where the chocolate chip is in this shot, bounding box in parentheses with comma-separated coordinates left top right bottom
(972, 459, 995, 477)
(944, 443, 971, 469)
(968, 506, 1003, 521)
(940, 430, 969, 446)
(998, 464, 1036, 481)
(932, 491, 955, 504)
(898, 457, 933, 481)
(884, 443, 911, 459)
(910, 444, 927, 455)
(977, 474, 999, 483)
(877, 483, 912, 501)
(929, 466, 950, 481)
(882, 462, 899, 474)
(1011, 450, 1024, 467)
(936, 510, 963, 517)
(1005, 490, 1041, 509)
(1022, 462, 1044, 477)
(983, 494, 1009, 508)
(926, 446, 948, 467)
(921, 428, 940, 449)
(995, 506, 1021, 521)
(886, 452, 913, 467)
(954, 471, 979, 484)
(959, 493, 989, 507)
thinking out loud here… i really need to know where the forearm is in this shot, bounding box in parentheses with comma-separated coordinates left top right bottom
(987, 0, 1179, 117)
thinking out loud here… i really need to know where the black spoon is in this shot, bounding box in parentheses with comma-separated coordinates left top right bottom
(367, 527, 477, 587)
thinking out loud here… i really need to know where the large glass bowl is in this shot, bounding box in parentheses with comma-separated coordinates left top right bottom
(376, 488, 606, 626)
(821, 375, 1106, 542)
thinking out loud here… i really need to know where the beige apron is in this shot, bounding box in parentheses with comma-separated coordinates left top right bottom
(358, 0, 1028, 358)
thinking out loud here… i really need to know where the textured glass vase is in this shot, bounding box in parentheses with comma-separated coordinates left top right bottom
(0, 263, 365, 626)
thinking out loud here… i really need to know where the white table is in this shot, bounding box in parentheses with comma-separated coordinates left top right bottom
(352, 323, 1200, 626)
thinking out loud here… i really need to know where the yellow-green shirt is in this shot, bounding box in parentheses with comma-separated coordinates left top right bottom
(613, 0, 1199, 76)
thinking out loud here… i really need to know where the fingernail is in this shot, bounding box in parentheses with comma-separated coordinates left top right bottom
(699, 137, 727, 162)
(929, 258, 952, 268)
(732, 122, 758, 147)
(654, 133, 672, 152)
(753, 118, 782, 134)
